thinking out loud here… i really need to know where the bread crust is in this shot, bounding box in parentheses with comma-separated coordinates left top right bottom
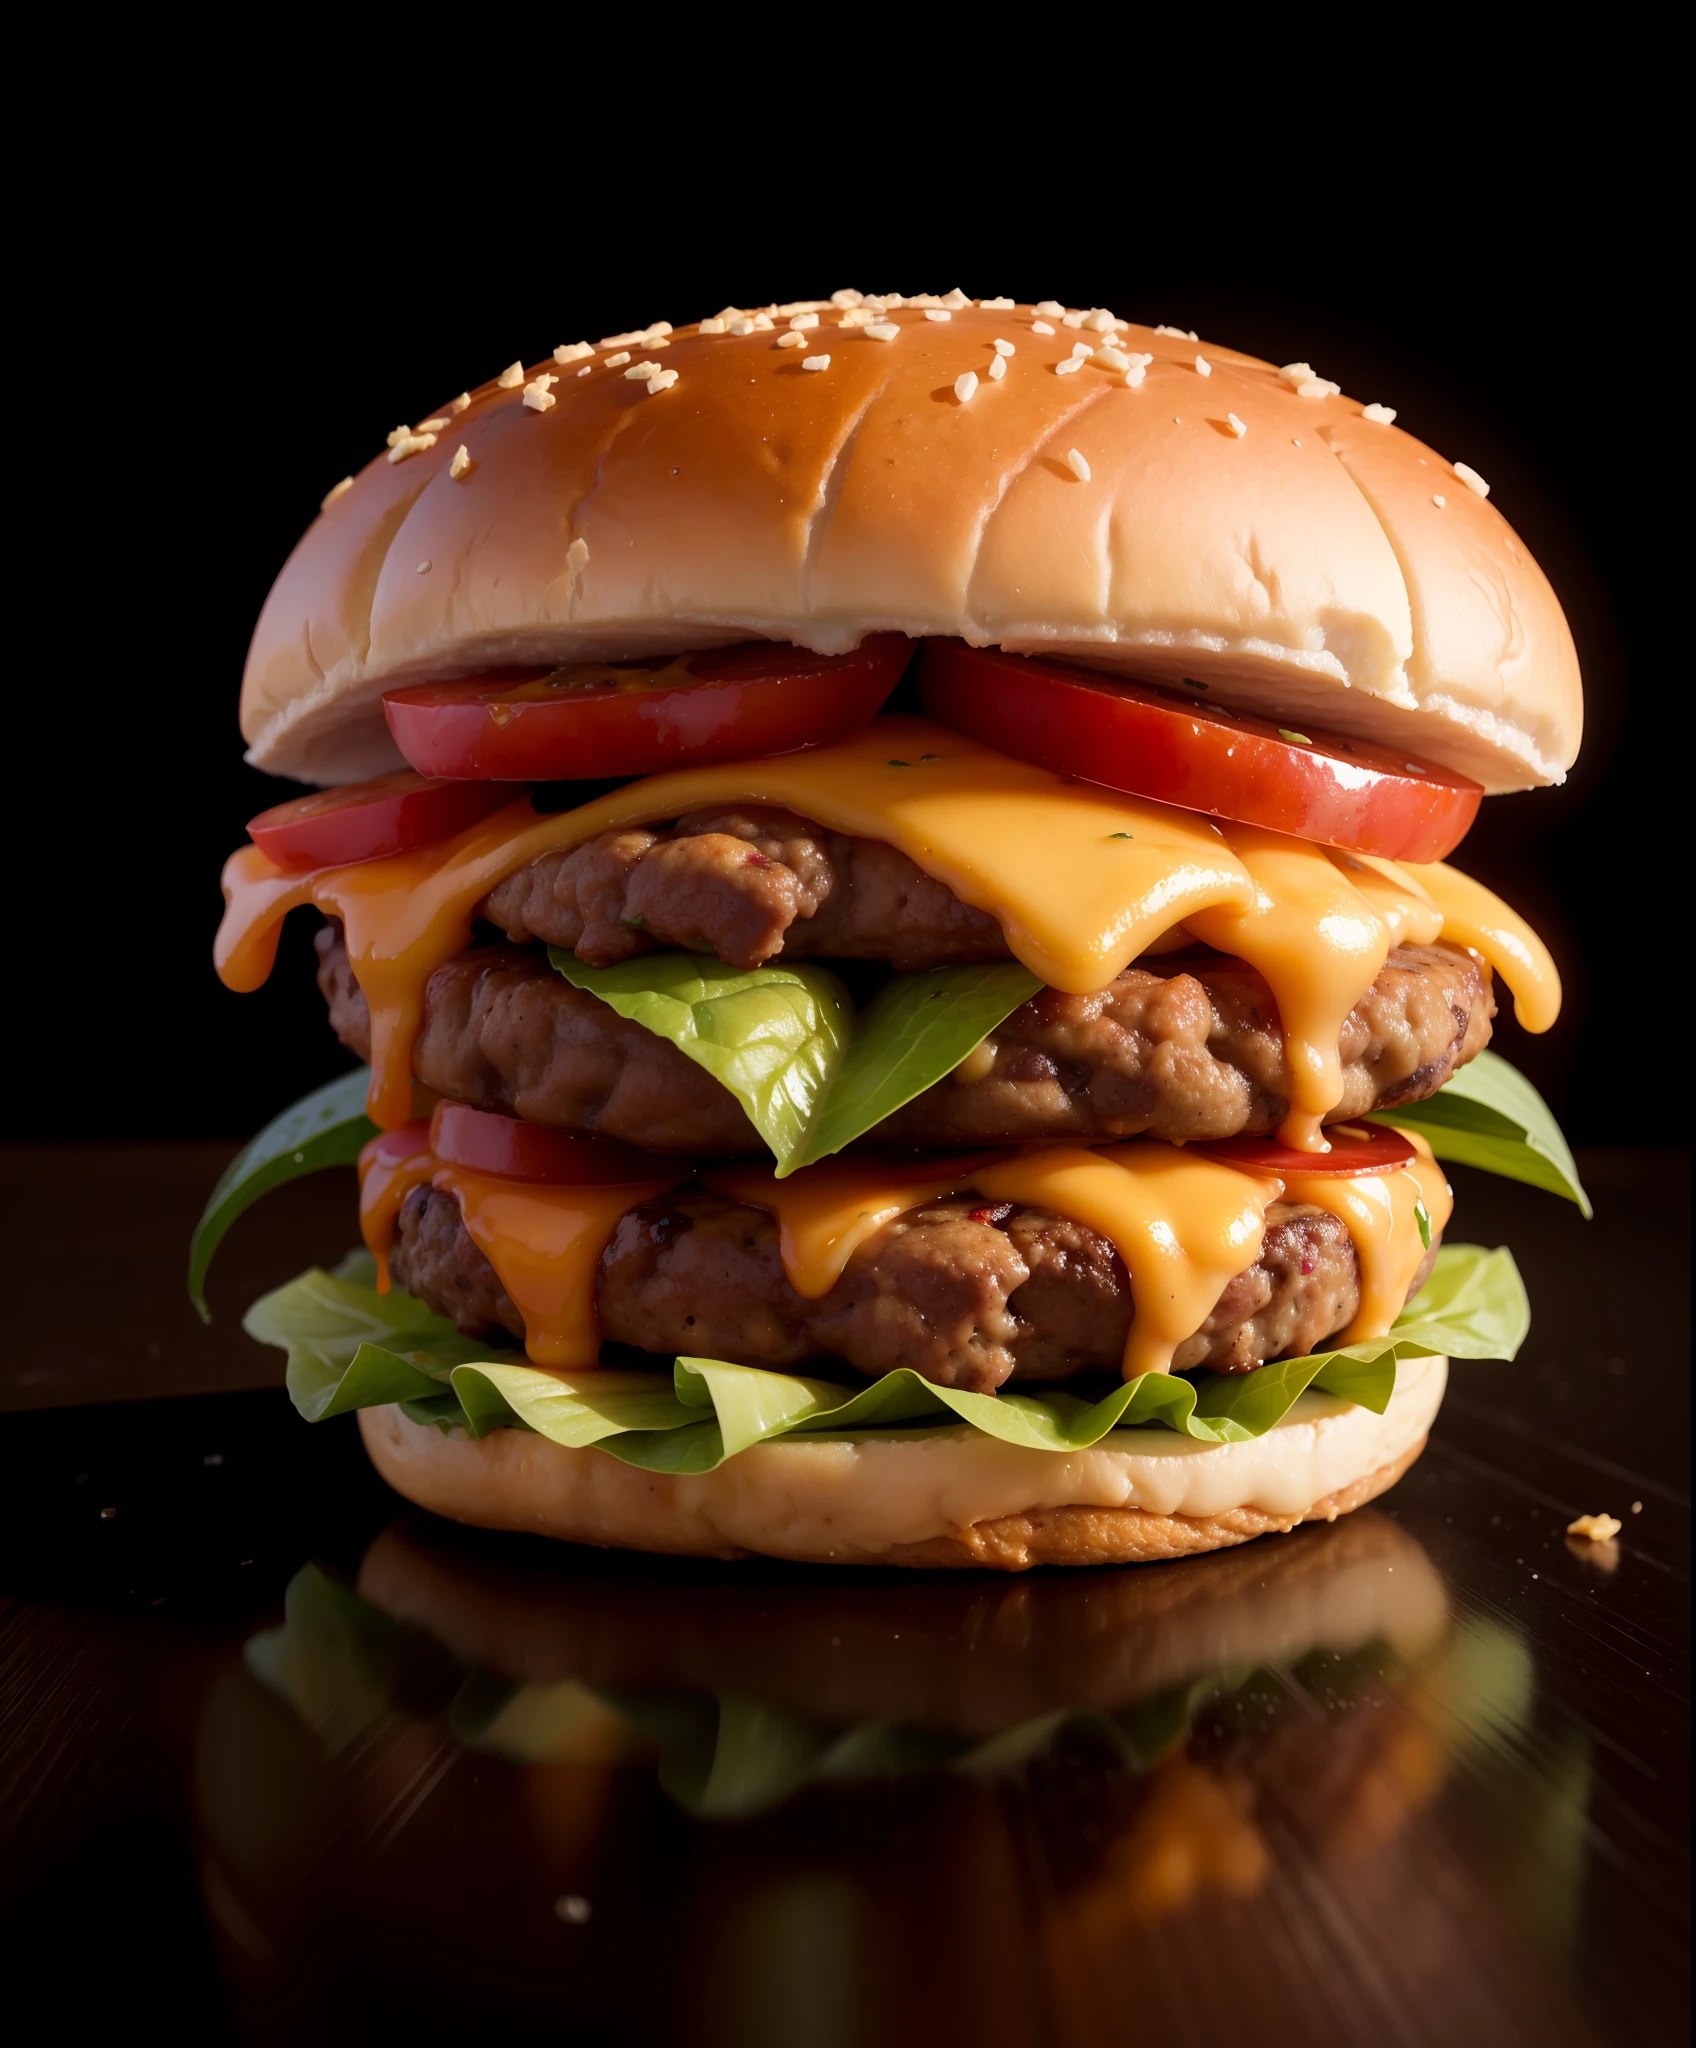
(355, 1355, 1444, 1570)
(243, 304, 1578, 792)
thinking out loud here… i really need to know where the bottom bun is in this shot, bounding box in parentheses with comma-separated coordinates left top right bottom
(357, 1355, 1445, 1570)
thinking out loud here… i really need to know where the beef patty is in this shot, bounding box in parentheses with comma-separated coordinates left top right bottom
(482, 805, 1007, 972)
(318, 927, 1491, 1150)
(389, 1183, 1441, 1394)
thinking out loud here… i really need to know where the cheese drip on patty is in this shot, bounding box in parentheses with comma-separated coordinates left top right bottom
(219, 717, 1557, 1145)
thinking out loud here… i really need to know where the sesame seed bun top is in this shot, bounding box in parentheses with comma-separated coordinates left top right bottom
(240, 294, 1581, 792)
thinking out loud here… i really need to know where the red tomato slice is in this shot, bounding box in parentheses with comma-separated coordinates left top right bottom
(248, 770, 517, 871)
(383, 635, 912, 780)
(1193, 1127, 1417, 1176)
(429, 1102, 679, 1184)
(918, 642, 1482, 861)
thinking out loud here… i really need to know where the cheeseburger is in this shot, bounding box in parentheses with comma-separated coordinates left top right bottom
(200, 289, 1589, 1568)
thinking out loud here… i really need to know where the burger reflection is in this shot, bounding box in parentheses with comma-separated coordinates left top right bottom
(199, 1514, 1574, 2042)
(243, 1508, 1451, 1862)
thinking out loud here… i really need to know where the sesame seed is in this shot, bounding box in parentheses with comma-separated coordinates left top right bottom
(1226, 412, 1247, 438)
(1066, 448, 1091, 482)
(1194, 355, 1212, 377)
(605, 351, 632, 367)
(644, 367, 679, 394)
(698, 317, 728, 334)
(1279, 363, 1314, 388)
(941, 289, 971, 309)
(385, 425, 414, 448)
(987, 354, 1006, 380)
(865, 322, 900, 342)
(496, 362, 526, 389)
(415, 416, 450, 433)
(1095, 346, 1130, 371)
(1061, 310, 1086, 328)
(600, 322, 673, 347)
(1361, 402, 1396, 425)
(576, 367, 591, 377)
(416, 560, 431, 574)
(954, 370, 979, 403)
(1155, 325, 1198, 340)
(1084, 308, 1123, 332)
(554, 341, 595, 364)
(1123, 364, 1146, 387)
(831, 288, 865, 307)
(522, 375, 558, 412)
(1055, 357, 1082, 376)
(1034, 300, 1065, 317)
(1454, 461, 1490, 498)
(320, 476, 354, 510)
(567, 537, 590, 572)
(624, 362, 663, 379)
(386, 432, 438, 463)
(1292, 437, 1302, 447)
(1297, 378, 1341, 399)
(788, 312, 819, 330)
(777, 330, 809, 349)
(1433, 493, 1447, 508)
(979, 296, 1015, 309)
(449, 393, 471, 413)
(992, 338, 1016, 357)
(801, 354, 831, 371)
(727, 316, 766, 336)
(924, 308, 952, 322)
(1031, 320, 1055, 335)
(837, 307, 874, 327)
(1070, 341, 1094, 359)
(449, 445, 472, 480)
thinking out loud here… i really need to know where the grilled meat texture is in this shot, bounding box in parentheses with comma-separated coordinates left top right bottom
(318, 927, 1491, 1150)
(388, 1183, 1440, 1394)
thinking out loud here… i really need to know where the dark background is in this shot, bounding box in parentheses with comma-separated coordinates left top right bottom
(21, 124, 1673, 1145)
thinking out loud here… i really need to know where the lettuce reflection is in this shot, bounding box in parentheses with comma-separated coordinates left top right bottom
(245, 1510, 1451, 1833)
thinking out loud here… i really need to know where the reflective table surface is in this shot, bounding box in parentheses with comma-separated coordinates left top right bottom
(1, 1147, 1688, 2045)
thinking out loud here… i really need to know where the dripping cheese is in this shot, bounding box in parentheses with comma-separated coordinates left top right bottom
(1279, 1130, 1453, 1344)
(216, 716, 1559, 1138)
(972, 1145, 1282, 1377)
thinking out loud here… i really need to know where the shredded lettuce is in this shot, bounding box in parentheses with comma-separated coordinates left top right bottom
(246, 1241, 1528, 1468)
(1370, 1048, 1591, 1216)
(189, 1068, 375, 1319)
(550, 950, 1040, 1173)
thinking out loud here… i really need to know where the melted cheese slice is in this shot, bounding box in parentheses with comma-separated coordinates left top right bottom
(1279, 1132, 1453, 1344)
(435, 1165, 683, 1369)
(972, 1145, 1283, 1378)
(358, 1135, 684, 1368)
(217, 715, 1559, 1139)
(1403, 859, 1561, 1033)
(357, 1125, 436, 1293)
(717, 1144, 1281, 1379)
(703, 1158, 982, 1300)
(356, 1130, 1447, 1384)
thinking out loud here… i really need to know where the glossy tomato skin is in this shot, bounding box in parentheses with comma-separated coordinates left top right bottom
(919, 643, 1482, 862)
(383, 635, 912, 780)
(247, 771, 517, 871)
(1193, 1128, 1417, 1176)
(429, 1102, 678, 1183)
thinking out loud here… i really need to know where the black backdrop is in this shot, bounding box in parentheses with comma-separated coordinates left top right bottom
(24, 149, 1673, 1145)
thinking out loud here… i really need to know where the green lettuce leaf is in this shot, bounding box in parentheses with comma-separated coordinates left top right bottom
(795, 961, 1042, 1167)
(243, 1249, 528, 1423)
(249, 1242, 1527, 1466)
(189, 1068, 376, 1319)
(550, 948, 1039, 1173)
(1370, 1048, 1590, 1217)
(548, 949, 849, 1173)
